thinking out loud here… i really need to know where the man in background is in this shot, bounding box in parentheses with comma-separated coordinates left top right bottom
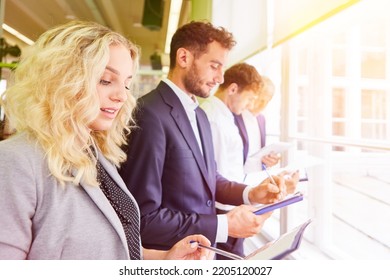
(236, 76, 280, 174)
(200, 62, 262, 183)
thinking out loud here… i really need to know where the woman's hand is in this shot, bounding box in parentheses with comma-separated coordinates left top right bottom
(164, 235, 215, 260)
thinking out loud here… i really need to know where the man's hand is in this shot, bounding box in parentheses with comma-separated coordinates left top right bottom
(226, 205, 272, 238)
(282, 170, 300, 194)
(248, 174, 287, 204)
(261, 152, 280, 168)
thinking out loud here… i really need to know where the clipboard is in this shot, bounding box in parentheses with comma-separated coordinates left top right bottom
(198, 219, 312, 260)
(253, 192, 304, 215)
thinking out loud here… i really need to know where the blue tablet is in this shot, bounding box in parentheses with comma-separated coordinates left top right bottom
(254, 192, 304, 215)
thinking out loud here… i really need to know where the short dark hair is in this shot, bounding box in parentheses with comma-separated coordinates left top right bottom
(219, 63, 263, 93)
(169, 21, 236, 68)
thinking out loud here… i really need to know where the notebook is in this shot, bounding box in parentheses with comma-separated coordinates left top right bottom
(253, 192, 304, 215)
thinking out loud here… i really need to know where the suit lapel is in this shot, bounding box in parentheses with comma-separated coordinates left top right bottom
(195, 108, 214, 177)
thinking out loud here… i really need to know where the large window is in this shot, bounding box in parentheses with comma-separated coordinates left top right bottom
(246, 0, 390, 259)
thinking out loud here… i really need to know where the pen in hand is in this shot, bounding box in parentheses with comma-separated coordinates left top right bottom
(190, 241, 244, 260)
(262, 163, 277, 185)
(262, 163, 286, 200)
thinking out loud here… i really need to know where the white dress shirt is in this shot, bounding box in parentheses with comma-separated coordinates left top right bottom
(201, 95, 246, 182)
(201, 96, 254, 213)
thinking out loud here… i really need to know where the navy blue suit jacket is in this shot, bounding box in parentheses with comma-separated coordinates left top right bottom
(120, 81, 246, 250)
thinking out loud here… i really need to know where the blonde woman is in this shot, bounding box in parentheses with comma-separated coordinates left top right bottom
(0, 21, 211, 260)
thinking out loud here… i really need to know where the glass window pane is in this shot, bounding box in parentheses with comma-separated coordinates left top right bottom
(332, 121, 345, 136)
(297, 119, 307, 134)
(332, 48, 346, 76)
(298, 48, 308, 75)
(332, 88, 346, 118)
(361, 90, 387, 120)
(297, 86, 308, 117)
(361, 51, 386, 79)
(361, 123, 387, 140)
(361, 23, 386, 47)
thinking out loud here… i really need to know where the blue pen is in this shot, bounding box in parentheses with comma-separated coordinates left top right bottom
(262, 163, 277, 186)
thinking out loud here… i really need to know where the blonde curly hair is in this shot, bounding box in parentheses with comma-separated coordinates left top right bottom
(2, 20, 140, 186)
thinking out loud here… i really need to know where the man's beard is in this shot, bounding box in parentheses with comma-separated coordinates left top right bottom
(183, 63, 211, 98)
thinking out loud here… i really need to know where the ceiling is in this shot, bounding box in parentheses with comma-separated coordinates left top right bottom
(1, 0, 192, 67)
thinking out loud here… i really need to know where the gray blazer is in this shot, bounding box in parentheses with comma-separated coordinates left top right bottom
(0, 133, 141, 260)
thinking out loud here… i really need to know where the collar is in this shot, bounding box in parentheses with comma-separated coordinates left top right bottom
(163, 78, 199, 111)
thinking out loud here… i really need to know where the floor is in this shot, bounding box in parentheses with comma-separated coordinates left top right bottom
(332, 173, 390, 259)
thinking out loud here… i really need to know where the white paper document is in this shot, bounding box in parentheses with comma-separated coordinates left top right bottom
(251, 141, 293, 159)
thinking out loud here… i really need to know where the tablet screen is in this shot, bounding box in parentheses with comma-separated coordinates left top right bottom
(245, 219, 312, 260)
